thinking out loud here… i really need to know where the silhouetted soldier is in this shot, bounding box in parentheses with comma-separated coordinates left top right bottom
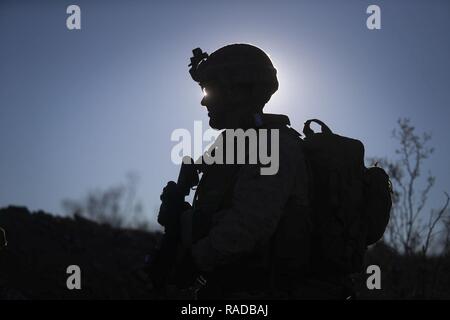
(153, 43, 391, 299)
(156, 43, 312, 299)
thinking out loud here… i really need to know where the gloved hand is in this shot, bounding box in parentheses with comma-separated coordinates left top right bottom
(158, 181, 188, 230)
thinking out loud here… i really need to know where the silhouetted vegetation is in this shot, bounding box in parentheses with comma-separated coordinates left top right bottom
(361, 118, 450, 299)
(369, 118, 449, 255)
(62, 172, 151, 231)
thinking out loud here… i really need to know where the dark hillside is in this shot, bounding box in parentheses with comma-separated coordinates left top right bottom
(0, 206, 158, 299)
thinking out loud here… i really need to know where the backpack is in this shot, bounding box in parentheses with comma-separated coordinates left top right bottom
(300, 119, 392, 275)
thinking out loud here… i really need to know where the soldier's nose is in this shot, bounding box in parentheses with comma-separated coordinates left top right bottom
(201, 96, 208, 107)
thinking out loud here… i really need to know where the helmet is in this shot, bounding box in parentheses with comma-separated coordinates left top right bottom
(189, 44, 279, 99)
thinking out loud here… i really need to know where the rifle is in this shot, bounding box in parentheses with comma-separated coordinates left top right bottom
(148, 156, 199, 293)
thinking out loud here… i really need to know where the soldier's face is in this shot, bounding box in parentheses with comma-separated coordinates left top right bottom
(201, 83, 236, 129)
(201, 82, 248, 129)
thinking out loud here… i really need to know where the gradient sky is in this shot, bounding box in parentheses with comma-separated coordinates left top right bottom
(1, 0, 449, 229)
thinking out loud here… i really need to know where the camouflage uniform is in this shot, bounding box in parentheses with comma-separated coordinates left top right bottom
(180, 113, 312, 298)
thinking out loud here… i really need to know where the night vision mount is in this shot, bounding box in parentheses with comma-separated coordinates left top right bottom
(188, 47, 209, 83)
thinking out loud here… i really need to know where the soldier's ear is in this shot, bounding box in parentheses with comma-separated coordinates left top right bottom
(251, 84, 272, 108)
(227, 84, 252, 105)
(224, 86, 241, 104)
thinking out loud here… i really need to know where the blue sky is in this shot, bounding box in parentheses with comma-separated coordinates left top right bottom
(1, 0, 449, 229)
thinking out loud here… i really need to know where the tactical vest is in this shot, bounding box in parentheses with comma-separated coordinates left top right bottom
(189, 118, 311, 295)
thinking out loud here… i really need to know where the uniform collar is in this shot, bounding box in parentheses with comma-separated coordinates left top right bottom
(239, 112, 291, 129)
(259, 113, 291, 128)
